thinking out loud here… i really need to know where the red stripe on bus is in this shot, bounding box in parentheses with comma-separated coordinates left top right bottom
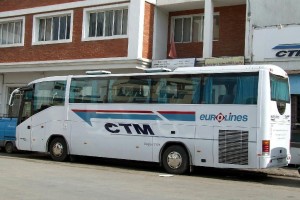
(158, 111, 195, 115)
(72, 109, 153, 114)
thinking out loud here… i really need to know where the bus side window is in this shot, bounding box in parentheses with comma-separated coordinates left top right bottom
(33, 81, 66, 113)
(109, 78, 130, 103)
(203, 73, 258, 105)
(235, 75, 258, 104)
(202, 76, 214, 104)
(70, 79, 108, 103)
(70, 80, 84, 103)
(202, 75, 236, 104)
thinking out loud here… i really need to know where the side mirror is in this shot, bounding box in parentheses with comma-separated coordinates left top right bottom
(8, 88, 20, 106)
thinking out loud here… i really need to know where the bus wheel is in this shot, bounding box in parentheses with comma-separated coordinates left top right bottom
(162, 145, 189, 175)
(49, 138, 68, 162)
(5, 142, 14, 154)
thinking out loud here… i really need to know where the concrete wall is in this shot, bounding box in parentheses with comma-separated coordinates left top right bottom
(250, 0, 300, 26)
(152, 8, 169, 59)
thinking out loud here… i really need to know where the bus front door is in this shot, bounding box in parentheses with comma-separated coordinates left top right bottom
(17, 91, 33, 151)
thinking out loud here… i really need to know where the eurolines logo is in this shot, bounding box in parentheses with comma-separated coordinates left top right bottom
(200, 112, 248, 123)
(273, 43, 300, 57)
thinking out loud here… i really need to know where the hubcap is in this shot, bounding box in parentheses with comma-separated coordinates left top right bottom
(167, 151, 182, 169)
(52, 143, 63, 157)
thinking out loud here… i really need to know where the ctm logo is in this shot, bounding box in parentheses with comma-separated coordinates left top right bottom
(273, 44, 300, 57)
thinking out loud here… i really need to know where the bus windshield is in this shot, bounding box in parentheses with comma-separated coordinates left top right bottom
(270, 74, 290, 103)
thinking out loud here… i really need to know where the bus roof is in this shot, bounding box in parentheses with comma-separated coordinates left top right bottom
(28, 64, 287, 85)
(174, 64, 287, 76)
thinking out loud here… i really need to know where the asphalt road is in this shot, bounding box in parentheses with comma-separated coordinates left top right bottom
(0, 152, 299, 200)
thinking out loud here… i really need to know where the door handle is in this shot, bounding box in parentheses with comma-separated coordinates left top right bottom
(27, 126, 31, 129)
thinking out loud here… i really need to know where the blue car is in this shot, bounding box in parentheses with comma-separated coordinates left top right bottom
(0, 117, 17, 153)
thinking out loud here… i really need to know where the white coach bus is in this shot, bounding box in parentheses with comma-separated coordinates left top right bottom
(10, 64, 291, 174)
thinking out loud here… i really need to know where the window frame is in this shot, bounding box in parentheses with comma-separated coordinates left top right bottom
(32, 10, 73, 45)
(68, 72, 259, 105)
(0, 16, 25, 48)
(82, 4, 129, 42)
(171, 12, 220, 43)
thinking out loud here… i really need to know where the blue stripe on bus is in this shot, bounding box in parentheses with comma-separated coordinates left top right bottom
(158, 111, 196, 121)
(160, 114, 195, 121)
(272, 44, 300, 49)
(72, 110, 196, 125)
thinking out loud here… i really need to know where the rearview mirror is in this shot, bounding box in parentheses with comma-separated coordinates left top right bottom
(8, 88, 20, 106)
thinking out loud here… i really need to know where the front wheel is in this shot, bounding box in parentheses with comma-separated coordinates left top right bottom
(162, 145, 189, 174)
(49, 137, 68, 162)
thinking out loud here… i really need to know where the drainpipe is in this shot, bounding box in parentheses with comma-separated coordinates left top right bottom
(0, 74, 4, 116)
(245, 0, 253, 63)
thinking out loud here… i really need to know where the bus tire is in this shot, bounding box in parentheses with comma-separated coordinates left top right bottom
(49, 137, 68, 162)
(5, 142, 14, 154)
(162, 145, 189, 175)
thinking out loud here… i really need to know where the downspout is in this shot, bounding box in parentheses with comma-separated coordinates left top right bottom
(246, 0, 253, 63)
(0, 74, 4, 116)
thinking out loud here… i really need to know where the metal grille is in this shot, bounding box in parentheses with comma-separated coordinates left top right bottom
(219, 130, 249, 165)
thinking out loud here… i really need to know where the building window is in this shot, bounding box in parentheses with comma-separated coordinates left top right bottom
(0, 17, 24, 47)
(172, 14, 219, 43)
(33, 11, 73, 45)
(83, 6, 128, 40)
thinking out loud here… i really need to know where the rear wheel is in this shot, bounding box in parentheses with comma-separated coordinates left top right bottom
(49, 137, 68, 162)
(162, 145, 189, 174)
(5, 142, 14, 154)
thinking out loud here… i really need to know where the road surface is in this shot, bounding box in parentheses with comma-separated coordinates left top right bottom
(0, 153, 299, 200)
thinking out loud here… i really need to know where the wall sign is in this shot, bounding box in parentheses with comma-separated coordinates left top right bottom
(152, 58, 195, 70)
(205, 56, 244, 66)
(252, 25, 300, 61)
(272, 44, 300, 58)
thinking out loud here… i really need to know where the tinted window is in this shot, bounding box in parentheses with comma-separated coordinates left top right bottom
(150, 75, 201, 104)
(33, 81, 66, 113)
(202, 73, 258, 104)
(270, 75, 290, 103)
(70, 78, 108, 103)
(108, 76, 150, 103)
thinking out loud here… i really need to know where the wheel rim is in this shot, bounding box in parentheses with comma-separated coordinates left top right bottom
(52, 143, 64, 157)
(167, 151, 182, 169)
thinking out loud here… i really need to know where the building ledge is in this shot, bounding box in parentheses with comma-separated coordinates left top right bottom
(0, 58, 151, 73)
